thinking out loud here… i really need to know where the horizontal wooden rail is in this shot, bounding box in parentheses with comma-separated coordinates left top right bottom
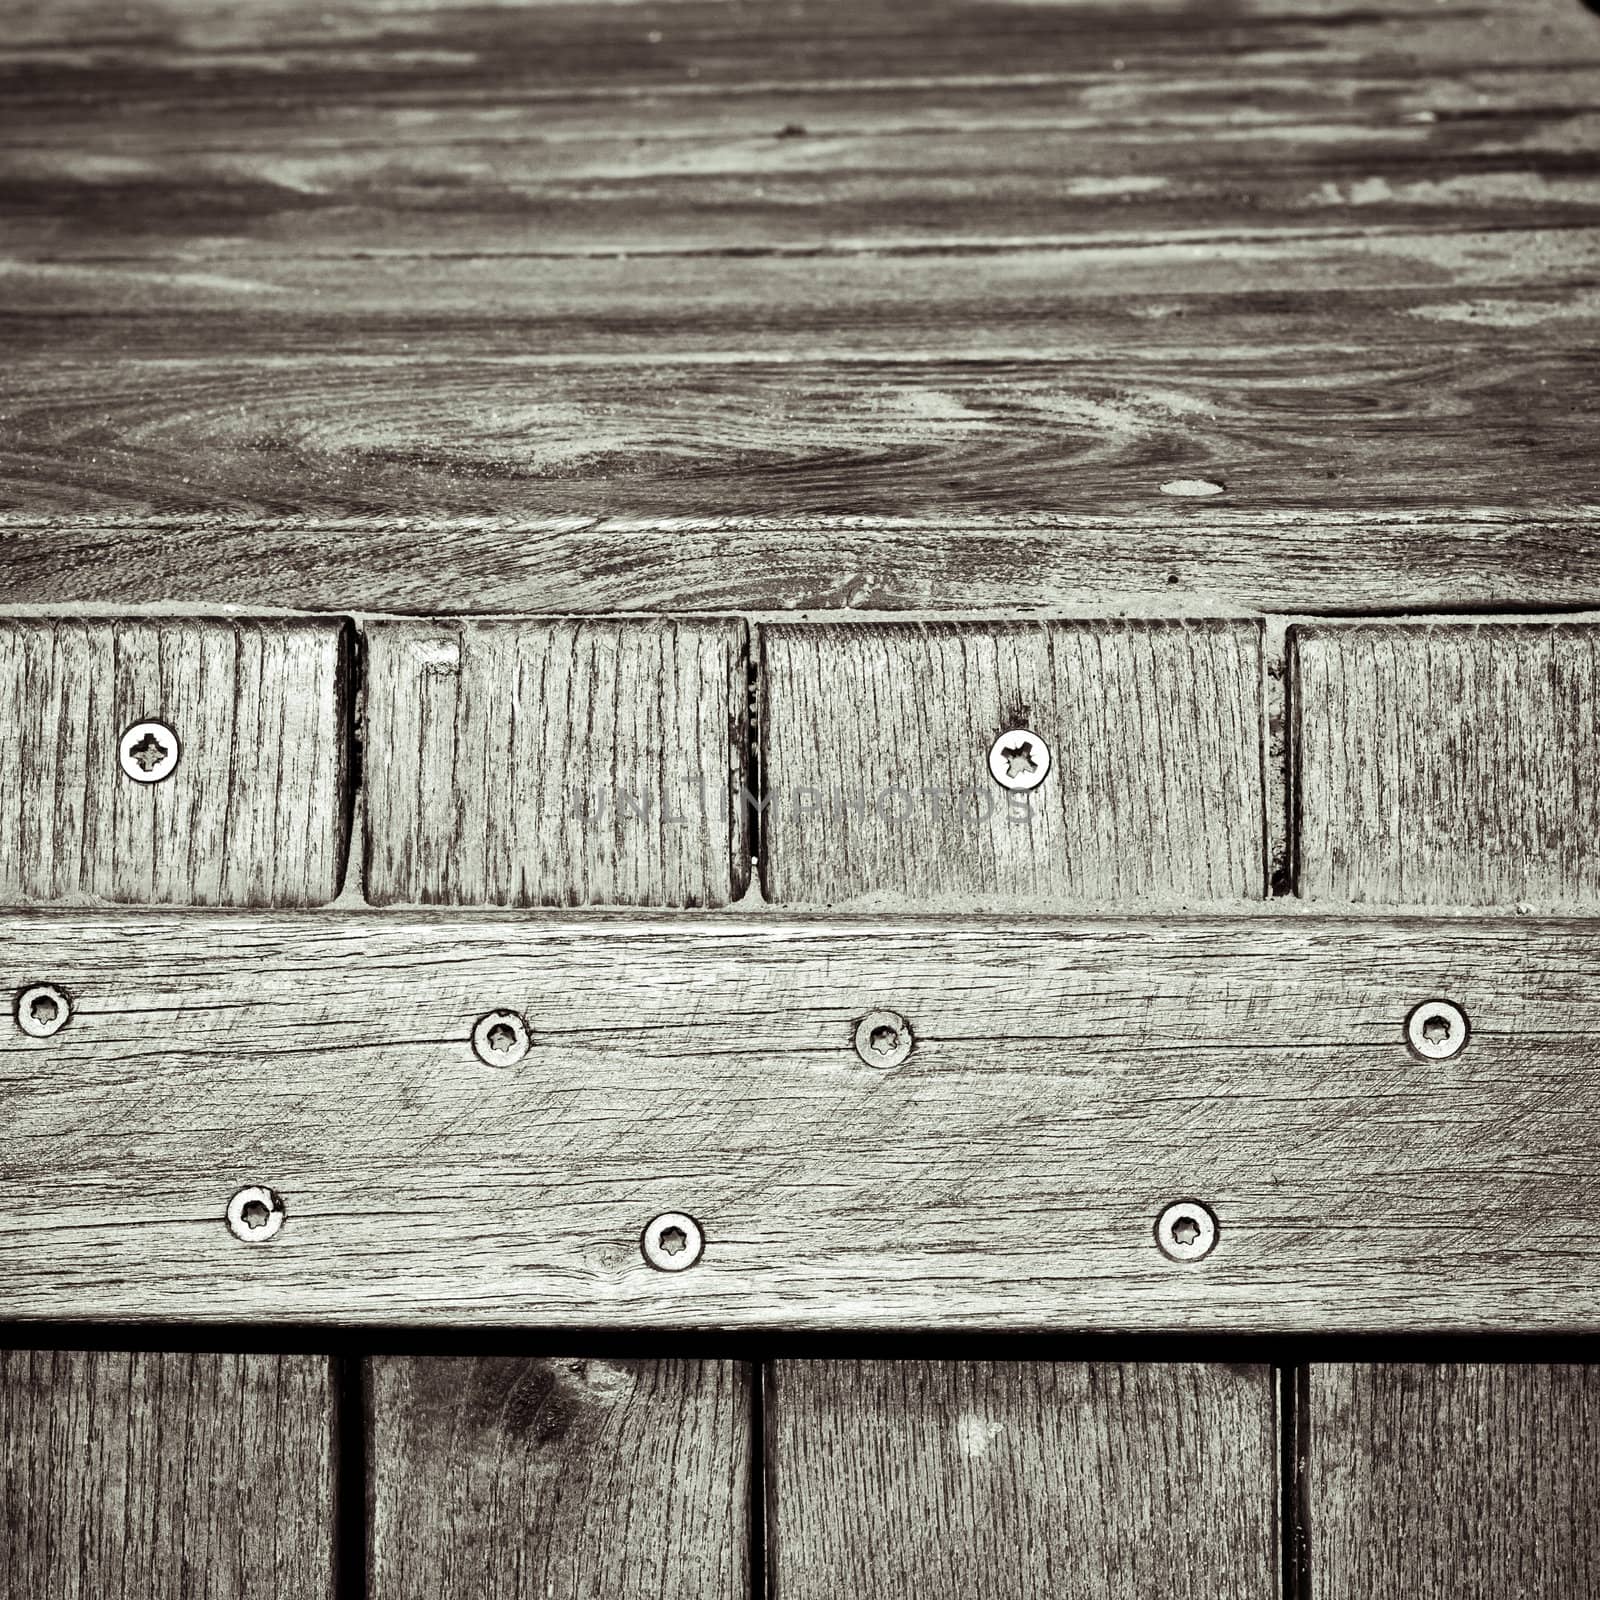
(1, 910, 1596, 1331)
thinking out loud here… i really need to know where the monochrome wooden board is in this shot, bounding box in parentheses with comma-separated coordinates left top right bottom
(1, 908, 1597, 1332)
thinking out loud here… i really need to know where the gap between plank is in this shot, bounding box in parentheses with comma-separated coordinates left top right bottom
(334, 1354, 369, 1600)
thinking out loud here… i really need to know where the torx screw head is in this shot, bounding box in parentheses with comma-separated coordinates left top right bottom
(15, 983, 70, 1038)
(854, 1009, 913, 1068)
(227, 1185, 286, 1243)
(472, 1009, 530, 1068)
(641, 1212, 704, 1272)
(988, 728, 1050, 792)
(1406, 999, 1469, 1061)
(1156, 1199, 1218, 1263)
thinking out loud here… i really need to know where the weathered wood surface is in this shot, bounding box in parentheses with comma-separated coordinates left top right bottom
(1308, 1364, 1600, 1599)
(1293, 621, 1600, 906)
(0, 1349, 334, 1600)
(364, 618, 747, 907)
(768, 1360, 1276, 1599)
(4, 0, 1599, 610)
(0, 618, 351, 906)
(6, 516, 1600, 616)
(4, 909, 1600, 1330)
(761, 619, 1265, 905)
(369, 1357, 748, 1600)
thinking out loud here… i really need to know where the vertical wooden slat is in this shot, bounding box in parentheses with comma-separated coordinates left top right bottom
(368, 1356, 750, 1600)
(363, 618, 748, 907)
(1296, 622, 1599, 1588)
(768, 1360, 1278, 1600)
(1308, 1364, 1600, 1599)
(0, 1350, 335, 1599)
(761, 620, 1266, 905)
(0, 618, 351, 905)
(1293, 620, 1600, 904)
(763, 619, 1277, 1585)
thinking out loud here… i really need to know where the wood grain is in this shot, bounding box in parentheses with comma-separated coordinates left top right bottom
(3, 0, 1599, 610)
(0, 1349, 334, 1600)
(1308, 1364, 1600, 1600)
(369, 1357, 749, 1600)
(5, 909, 1600, 1330)
(1293, 621, 1600, 906)
(0, 618, 351, 906)
(768, 1360, 1276, 1600)
(364, 618, 747, 907)
(761, 620, 1265, 905)
(6, 513, 1600, 616)
(11, 0, 1597, 262)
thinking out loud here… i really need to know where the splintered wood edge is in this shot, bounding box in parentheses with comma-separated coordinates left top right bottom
(0, 909, 1597, 1332)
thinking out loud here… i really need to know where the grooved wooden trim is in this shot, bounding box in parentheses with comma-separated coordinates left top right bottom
(2, 909, 1599, 1331)
(0, 1350, 335, 1600)
(0, 618, 352, 907)
(368, 1357, 750, 1600)
(363, 617, 749, 908)
(1293, 621, 1600, 906)
(761, 619, 1266, 905)
(768, 1361, 1277, 1600)
(1308, 1365, 1600, 1600)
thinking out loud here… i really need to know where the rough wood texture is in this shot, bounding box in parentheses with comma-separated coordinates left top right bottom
(364, 618, 747, 907)
(4, 0, 1600, 610)
(5, 909, 1600, 1330)
(761, 620, 1265, 905)
(768, 1361, 1276, 1599)
(0, 618, 351, 905)
(1293, 621, 1600, 906)
(369, 1357, 749, 1600)
(1308, 1364, 1600, 1599)
(5, 515, 1600, 616)
(0, 1349, 334, 1600)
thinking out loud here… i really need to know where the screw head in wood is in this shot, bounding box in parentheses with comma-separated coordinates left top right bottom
(1406, 999, 1469, 1061)
(1155, 1200, 1217, 1262)
(15, 983, 70, 1038)
(641, 1211, 704, 1272)
(472, 1009, 530, 1067)
(227, 1185, 285, 1243)
(854, 1009, 913, 1068)
(987, 728, 1050, 792)
(119, 719, 180, 783)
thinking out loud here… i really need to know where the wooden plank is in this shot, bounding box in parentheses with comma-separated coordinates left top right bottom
(768, 1360, 1276, 1599)
(1308, 1364, 1600, 1599)
(0, 618, 351, 906)
(3, 514, 1599, 616)
(3, 302, 1596, 529)
(368, 1357, 749, 1599)
(3, 1, 1598, 607)
(7, 0, 1598, 263)
(4, 908, 1600, 1330)
(0, 1349, 335, 1599)
(364, 618, 747, 907)
(761, 620, 1265, 904)
(1293, 621, 1600, 906)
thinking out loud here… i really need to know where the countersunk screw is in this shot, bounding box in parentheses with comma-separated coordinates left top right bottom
(119, 719, 181, 784)
(472, 1009, 530, 1067)
(15, 983, 70, 1038)
(641, 1211, 704, 1272)
(1406, 999, 1469, 1061)
(988, 728, 1050, 792)
(227, 1185, 286, 1243)
(1156, 1199, 1218, 1262)
(854, 1009, 913, 1068)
